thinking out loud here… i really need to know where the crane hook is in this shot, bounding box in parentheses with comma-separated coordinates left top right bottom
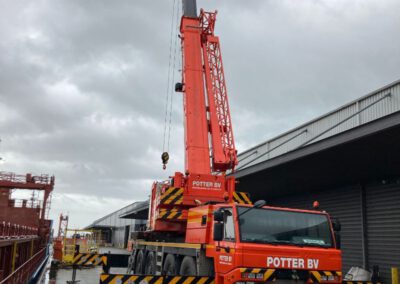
(161, 152, 169, 170)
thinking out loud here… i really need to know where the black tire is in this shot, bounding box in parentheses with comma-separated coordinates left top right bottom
(135, 250, 145, 274)
(144, 251, 156, 275)
(163, 254, 178, 275)
(179, 256, 196, 276)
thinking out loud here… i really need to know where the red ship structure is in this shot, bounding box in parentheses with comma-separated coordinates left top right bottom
(0, 171, 54, 283)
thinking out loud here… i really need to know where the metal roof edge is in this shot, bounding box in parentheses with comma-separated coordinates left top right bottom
(118, 201, 149, 218)
(234, 110, 400, 178)
(238, 78, 400, 156)
(85, 201, 142, 228)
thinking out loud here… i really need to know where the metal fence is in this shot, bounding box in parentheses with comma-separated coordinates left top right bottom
(0, 247, 46, 284)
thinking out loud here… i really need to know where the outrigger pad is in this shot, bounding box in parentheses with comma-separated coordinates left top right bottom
(99, 274, 214, 284)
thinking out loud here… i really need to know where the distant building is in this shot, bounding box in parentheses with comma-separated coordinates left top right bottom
(85, 201, 147, 248)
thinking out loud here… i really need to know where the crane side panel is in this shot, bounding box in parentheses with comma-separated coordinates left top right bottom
(181, 17, 211, 175)
(185, 205, 213, 243)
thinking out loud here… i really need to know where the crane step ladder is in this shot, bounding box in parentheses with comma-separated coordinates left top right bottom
(126, 249, 137, 274)
(155, 245, 164, 275)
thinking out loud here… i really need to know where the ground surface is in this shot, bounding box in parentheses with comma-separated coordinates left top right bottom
(40, 247, 130, 284)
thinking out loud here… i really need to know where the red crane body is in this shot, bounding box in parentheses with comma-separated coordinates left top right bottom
(180, 15, 211, 175)
(147, 8, 241, 234)
(181, 11, 237, 174)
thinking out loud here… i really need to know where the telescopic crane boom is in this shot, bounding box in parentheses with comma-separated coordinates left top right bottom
(176, 0, 238, 174)
(147, 0, 243, 236)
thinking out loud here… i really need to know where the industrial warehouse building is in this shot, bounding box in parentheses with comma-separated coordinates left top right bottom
(89, 79, 400, 283)
(85, 201, 147, 248)
(235, 79, 400, 282)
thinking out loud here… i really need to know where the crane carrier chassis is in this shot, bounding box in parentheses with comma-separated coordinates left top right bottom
(72, 202, 346, 284)
(124, 202, 343, 284)
(72, 201, 370, 284)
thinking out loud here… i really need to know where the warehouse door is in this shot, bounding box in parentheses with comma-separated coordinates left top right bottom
(124, 225, 130, 248)
(366, 184, 400, 283)
(271, 186, 363, 273)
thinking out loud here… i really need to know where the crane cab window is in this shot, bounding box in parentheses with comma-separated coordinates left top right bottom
(223, 208, 235, 241)
(237, 207, 333, 248)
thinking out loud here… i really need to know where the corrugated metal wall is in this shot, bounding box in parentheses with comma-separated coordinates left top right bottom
(91, 204, 139, 228)
(270, 183, 400, 283)
(366, 184, 400, 282)
(271, 186, 364, 273)
(87, 201, 147, 248)
(112, 227, 126, 248)
(114, 228, 122, 245)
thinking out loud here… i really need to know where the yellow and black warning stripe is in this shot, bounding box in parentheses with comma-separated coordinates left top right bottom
(233, 191, 252, 204)
(160, 187, 184, 205)
(73, 253, 107, 266)
(158, 208, 185, 221)
(99, 274, 214, 284)
(342, 281, 381, 284)
(310, 271, 342, 282)
(240, 268, 276, 281)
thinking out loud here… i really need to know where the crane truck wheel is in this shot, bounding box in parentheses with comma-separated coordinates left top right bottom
(163, 254, 179, 275)
(144, 251, 156, 275)
(135, 250, 145, 274)
(179, 256, 196, 276)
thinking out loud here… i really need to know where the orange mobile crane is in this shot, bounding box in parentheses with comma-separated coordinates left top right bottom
(100, 1, 342, 283)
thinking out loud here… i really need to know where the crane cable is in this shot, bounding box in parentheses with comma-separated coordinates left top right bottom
(167, 1, 181, 152)
(162, 0, 180, 169)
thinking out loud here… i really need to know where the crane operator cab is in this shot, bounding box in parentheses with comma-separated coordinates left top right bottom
(184, 201, 342, 284)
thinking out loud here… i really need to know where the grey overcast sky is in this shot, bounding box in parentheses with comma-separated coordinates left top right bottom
(0, 0, 399, 228)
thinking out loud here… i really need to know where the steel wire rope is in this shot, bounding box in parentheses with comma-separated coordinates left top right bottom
(162, 0, 178, 153)
(167, 0, 181, 152)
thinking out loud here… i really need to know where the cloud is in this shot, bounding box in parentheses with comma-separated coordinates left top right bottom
(0, 0, 399, 228)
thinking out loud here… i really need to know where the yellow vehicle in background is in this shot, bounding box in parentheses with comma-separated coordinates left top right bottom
(62, 229, 102, 264)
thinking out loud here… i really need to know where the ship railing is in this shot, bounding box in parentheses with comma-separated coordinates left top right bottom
(8, 199, 42, 209)
(0, 221, 38, 239)
(0, 171, 54, 185)
(0, 247, 46, 284)
(0, 172, 29, 183)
